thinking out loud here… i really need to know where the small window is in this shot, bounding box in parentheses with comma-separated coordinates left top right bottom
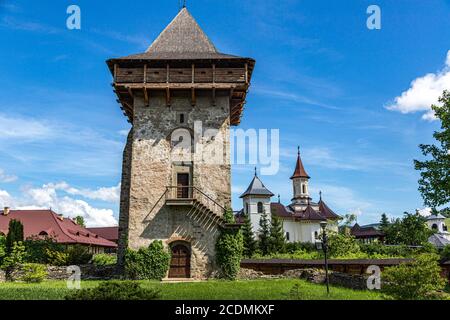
(302, 185, 306, 194)
(432, 224, 438, 230)
(246, 203, 249, 214)
(286, 232, 290, 241)
(444, 225, 448, 232)
(257, 202, 263, 214)
(314, 231, 319, 239)
(179, 113, 185, 124)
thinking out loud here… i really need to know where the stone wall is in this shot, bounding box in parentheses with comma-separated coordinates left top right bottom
(118, 90, 232, 279)
(6, 265, 116, 282)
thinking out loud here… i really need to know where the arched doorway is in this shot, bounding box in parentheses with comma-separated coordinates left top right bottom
(169, 243, 191, 278)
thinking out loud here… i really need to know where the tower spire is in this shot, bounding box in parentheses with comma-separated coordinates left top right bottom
(254, 167, 258, 177)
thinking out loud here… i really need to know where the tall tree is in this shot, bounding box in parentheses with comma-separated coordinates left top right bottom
(258, 210, 271, 256)
(380, 213, 390, 232)
(384, 212, 432, 246)
(74, 216, 85, 227)
(269, 215, 286, 254)
(241, 214, 257, 258)
(414, 90, 450, 214)
(5, 219, 24, 254)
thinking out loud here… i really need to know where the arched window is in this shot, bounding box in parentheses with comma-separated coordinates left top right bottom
(302, 184, 306, 194)
(432, 224, 438, 230)
(285, 232, 290, 241)
(39, 231, 48, 236)
(444, 225, 448, 232)
(257, 202, 263, 214)
(314, 231, 319, 239)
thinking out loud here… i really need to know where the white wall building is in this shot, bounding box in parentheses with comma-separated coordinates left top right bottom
(426, 214, 450, 248)
(239, 148, 341, 243)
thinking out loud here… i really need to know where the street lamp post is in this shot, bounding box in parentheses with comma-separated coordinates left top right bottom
(320, 221, 330, 295)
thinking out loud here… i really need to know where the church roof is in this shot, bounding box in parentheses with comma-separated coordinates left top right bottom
(270, 202, 339, 222)
(318, 199, 341, 220)
(111, 8, 252, 62)
(240, 174, 274, 198)
(290, 149, 310, 179)
(301, 205, 326, 221)
(426, 214, 446, 221)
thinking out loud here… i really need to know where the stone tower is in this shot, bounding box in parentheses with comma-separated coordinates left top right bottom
(107, 8, 255, 279)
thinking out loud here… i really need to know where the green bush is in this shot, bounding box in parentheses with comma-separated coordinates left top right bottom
(24, 236, 64, 264)
(285, 242, 317, 254)
(19, 263, 48, 283)
(66, 245, 93, 265)
(1, 241, 26, 271)
(124, 241, 171, 280)
(65, 281, 161, 300)
(327, 233, 361, 258)
(92, 254, 117, 266)
(5, 220, 24, 254)
(0, 236, 6, 266)
(383, 253, 446, 300)
(440, 245, 450, 260)
(45, 249, 69, 266)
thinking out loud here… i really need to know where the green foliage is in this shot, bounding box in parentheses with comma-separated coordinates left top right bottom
(360, 243, 436, 258)
(0, 236, 6, 266)
(384, 212, 432, 246)
(340, 213, 357, 227)
(383, 253, 446, 300)
(327, 233, 361, 258)
(45, 249, 69, 266)
(24, 236, 64, 264)
(415, 90, 450, 212)
(285, 242, 317, 253)
(441, 245, 450, 260)
(74, 216, 85, 227)
(241, 214, 257, 258)
(66, 245, 93, 265)
(268, 215, 286, 254)
(19, 263, 48, 283)
(65, 281, 161, 300)
(216, 226, 243, 280)
(258, 210, 271, 255)
(1, 241, 26, 270)
(380, 213, 390, 234)
(92, 254, 117, 266)
(5, 219, 24, 254)
(124, 240, 171, 280)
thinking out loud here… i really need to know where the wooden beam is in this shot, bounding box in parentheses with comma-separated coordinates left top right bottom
(212, 64, 216, 84)
(191, 64, 195, 84)
(191, 87, 196, 106)
(166, 64, 170, 83)
(166, 86, 171, 106)
(245, 63, 248, 84)
(143, 64, 147, 84)
(212, 86, 216, 106)
(143, 87, 149, 105)
(113, 64, 118, 82)
(128, 87, 134, 98)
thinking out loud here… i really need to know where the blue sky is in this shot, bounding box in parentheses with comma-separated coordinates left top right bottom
(0, 0, 449, 226)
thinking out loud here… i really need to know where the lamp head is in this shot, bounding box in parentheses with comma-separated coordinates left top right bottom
(320, 221, 328, 230)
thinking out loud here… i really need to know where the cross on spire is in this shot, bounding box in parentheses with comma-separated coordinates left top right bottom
(319, 191, 322, 201)
(298, 145, 300, 156)
(254, 167, 258, 177)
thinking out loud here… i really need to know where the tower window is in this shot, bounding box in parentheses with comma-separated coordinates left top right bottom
(432, 224, 438, 230)
(444, 225, 448, 232)
(246, 203, 249, 215)
(302, 185, 306, 194)
(286, 232, 290, 241)
(257, 202, 263, 214)
(179, 113, 185, 124)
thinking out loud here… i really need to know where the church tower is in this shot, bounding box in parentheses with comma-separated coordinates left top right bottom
(291, 147, 311, 208)
(107, 8, 255, 279)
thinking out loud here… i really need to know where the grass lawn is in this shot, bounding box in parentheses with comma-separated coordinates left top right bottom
(0, 279, 382, 300)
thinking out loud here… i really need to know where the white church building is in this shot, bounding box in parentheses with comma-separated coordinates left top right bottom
(238, 148, 341, 243)
(427, 214, 450, 248)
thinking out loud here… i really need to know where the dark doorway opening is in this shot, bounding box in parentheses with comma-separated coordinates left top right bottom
(177, 173, 190, 198)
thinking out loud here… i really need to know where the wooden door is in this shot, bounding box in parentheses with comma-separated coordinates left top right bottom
(177, 173, 189, 198)
(169, 244, 191, 278)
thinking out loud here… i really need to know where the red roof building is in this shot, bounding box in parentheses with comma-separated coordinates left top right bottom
(0, 208, 117, 251)
(87, 227, 119, 243)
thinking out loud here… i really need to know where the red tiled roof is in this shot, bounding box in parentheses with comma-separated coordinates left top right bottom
(290, 152, 310, 179)
(0, 210, 117, 248)
(271, 202, 341, 222)
(300, 205, 326, 221)
(87, 227, 119, 242)
(318, 200, 341, 220)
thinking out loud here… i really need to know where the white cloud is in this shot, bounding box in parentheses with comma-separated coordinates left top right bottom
(0, 169, 17, 183)
(0, 182, 119, 227)
(387, 50, 450, 121)
(0, 114, 52, 140)
(417, 207, 432, 217)
(118, 129, 129, 137)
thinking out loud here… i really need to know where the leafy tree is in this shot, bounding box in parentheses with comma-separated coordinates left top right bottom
(384, 212, 432, 246)
(74, 216, 85, 227)
(327, 233, 361, 258)
(268, 215, 286, 254)
(258, 210, 271, 256)
(1, 241, 26, 271)
(379, 213, 390, 233)
(241, 214, 257, 258)
(216, 208, 243, 279)
(383, 253, 446, 300)
(0, 236, 6, 266)
(5, 219, 24, 254)
(414, 90, 450, 213)
(340, 213, 357, 227)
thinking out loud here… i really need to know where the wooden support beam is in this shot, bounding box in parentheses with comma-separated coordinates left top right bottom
(113, 64, 118, 82)
(212, 86, 216, 106)
(143, 87, 149, 106)
(191, 64, 195, 84)
(128, 87, 134, 98)
(191, 87, 196, 106)
(166, 86, 171, 106)
(143, 64, 147, 84)
(212, 64, 216, 84)
(166, 64, 170, 83)
(245, 63, 248, 84)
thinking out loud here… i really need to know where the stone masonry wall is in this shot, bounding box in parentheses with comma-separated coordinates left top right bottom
(118, 90, 231, 279)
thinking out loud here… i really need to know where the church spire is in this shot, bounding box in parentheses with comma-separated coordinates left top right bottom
(290, 146, 310, 179)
